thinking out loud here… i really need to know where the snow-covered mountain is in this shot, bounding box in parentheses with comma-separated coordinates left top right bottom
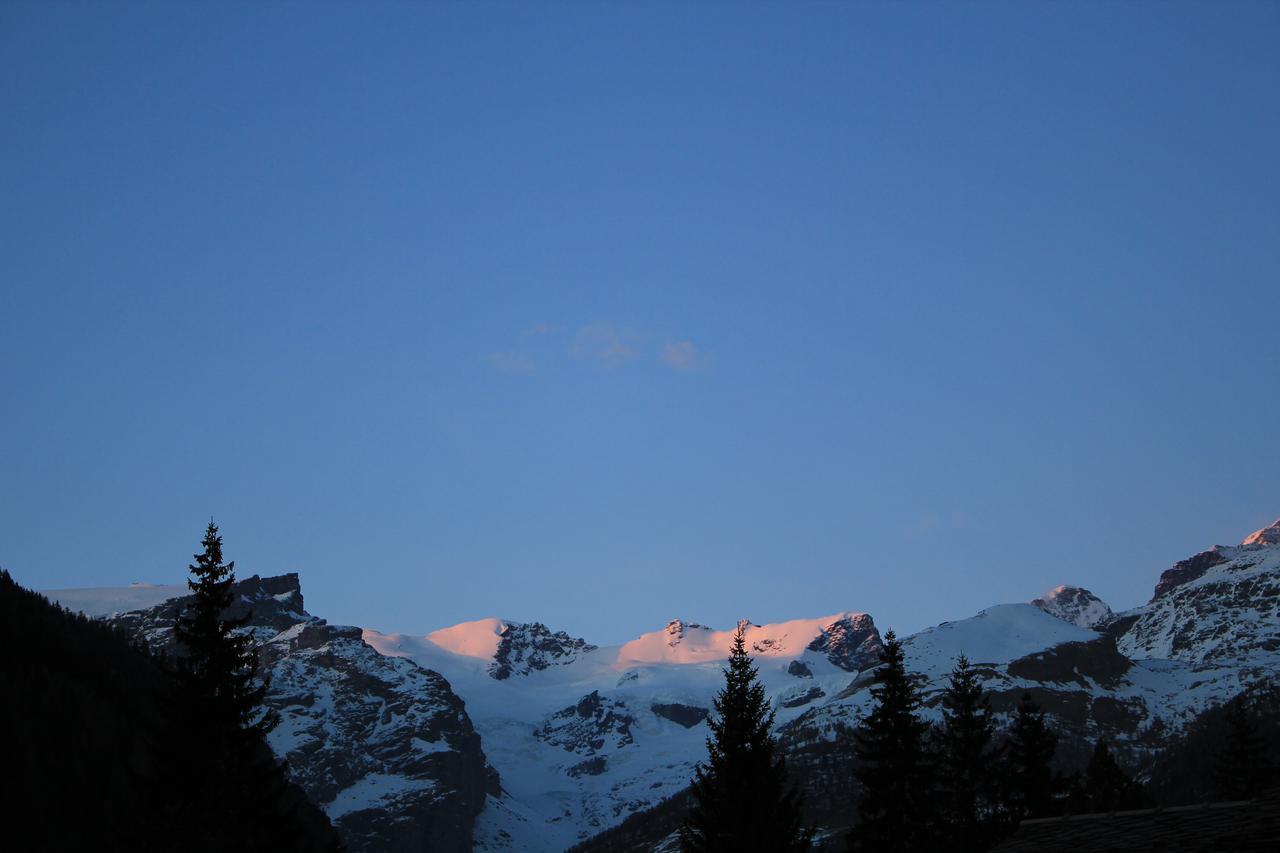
(46, 516, 1280, 851)
(362, 611, 880, 850)
(53, 575, 497, 853)
(1031, 585, 1113, 628)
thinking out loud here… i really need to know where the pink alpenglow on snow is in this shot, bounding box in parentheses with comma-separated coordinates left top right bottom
(424, 617, 509, 659)
(614, 613, 871, 668)
(1243, 519, 1280, 547)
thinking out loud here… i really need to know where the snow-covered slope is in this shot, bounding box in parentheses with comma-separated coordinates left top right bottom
(781, 520, 1280, 776)
(90, 574, 495, 853)
(1243, 518, 1280, 546)
(53, 514, 1280, 851)
(363, 611, 881, 850)
(1119, 522, 1280, 673)
(44, 582, 186, 617)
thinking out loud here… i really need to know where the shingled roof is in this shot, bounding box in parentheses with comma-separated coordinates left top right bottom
(991, 788, 1280, 852)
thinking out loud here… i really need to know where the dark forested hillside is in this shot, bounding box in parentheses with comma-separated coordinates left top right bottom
(565, 790, 691, 853)
(1146, 681, 1280, 805)
(0, 569, 341, 852)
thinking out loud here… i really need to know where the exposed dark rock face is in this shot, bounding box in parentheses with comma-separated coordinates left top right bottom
(567, 756, 609, 777)
(1102, 612, 1141, 642)
(831, 667, 883, 701)
(1151, 548, 1228, 601)
(264, 622, 496, 853)
(650, 703, 710, 728)
(663, 619, 709, 647)
(1121, 546, 1280, 669)
(2, 571, 343, 853)
(111, 572, 310, 653)
(805, 613, 882, 672)
(1090, 695, 1147, 735)
(537, 690, 636, 756)
(568, 521, 1280, 852)
(107, 575, 495, 853)
(779, 686, 825, 708)
(787, 660, 813, 678)
(488, 621, 597, 680)
(1007, 636, 1133, 689)
(985, 687, 1092, 725)
(1031, 585, 1113, 628)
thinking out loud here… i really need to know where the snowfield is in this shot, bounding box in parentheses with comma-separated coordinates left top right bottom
(44, 517, 1280, 852)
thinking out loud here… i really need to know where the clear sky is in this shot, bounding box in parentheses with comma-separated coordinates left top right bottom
(2, 2, 1278, 644)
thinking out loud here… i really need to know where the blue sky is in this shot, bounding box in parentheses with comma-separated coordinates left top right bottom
(2, 2, 1278, 643)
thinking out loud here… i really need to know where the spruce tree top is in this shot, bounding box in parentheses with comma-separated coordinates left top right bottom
(174, 520, 276, 738)
(188, 520, 236, 605)
(707, 625, 775, 760)
(680, 625, 811, 852)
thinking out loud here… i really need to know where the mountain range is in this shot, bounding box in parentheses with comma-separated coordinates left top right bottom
(43, 516, 1280, 851)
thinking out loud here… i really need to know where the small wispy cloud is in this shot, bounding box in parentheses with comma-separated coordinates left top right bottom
(570, 322, 638, 366)
(486, 321, 705, 374)
(484, 350, 536, 373)
(660, 340, 700, 371)
(520, 323, 561, 338)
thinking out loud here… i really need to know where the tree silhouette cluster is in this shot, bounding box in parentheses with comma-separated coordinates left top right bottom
(675, 623, 1177, 853)
(1147, 682, 1280, 805)
(845, 631, 1155, 852)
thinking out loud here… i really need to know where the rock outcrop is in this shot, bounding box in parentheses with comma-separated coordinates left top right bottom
(805, 613, 882, 671)
(107, 575, 495, 853)
(488, 621, 597, 680)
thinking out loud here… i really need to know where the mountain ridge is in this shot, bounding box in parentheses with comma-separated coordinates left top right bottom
(40, 514, 1280, 850)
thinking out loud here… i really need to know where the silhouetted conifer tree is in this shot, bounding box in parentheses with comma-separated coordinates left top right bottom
(680, 625, 811, 852)
(1002, 692, 1059, 820)
(847, 630, 935, 853)
(1213, 696, 1273, 800)
(175, 519, 277, 739)
(168, 521, 338, 852)
(938, 654, 998, 852)
(0, 565, 341, 853)
(1071, 740, 1143, 813)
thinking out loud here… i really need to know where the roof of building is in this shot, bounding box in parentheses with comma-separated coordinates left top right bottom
(992, 789, 1280, 852)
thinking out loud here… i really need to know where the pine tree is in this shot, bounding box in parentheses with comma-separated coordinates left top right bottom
(1002, 692, 1058, 820)
(168, 521, 326, 852)
(938, 654, 998, 852)
(680, 624, 812, 853)
(0, 565, 343, 853)
(174, 519, 277, 740)
(1072, 740, 1143, 813)
(847, 629, 935, 853)
(1213, 696, 1273, 800)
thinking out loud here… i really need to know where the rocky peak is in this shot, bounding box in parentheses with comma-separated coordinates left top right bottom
(1243, 519, 1280, 547)
(1031, 585, 1113, 629)
(1151, 547, 1231, 601)
(1119, 539, 1280, 667)
(1149, 519, 1280, 601)
(805, 613, 882, 672)
(663, 619, 709, 647)
(104, 573, 497, 853)
(488, 621, 597, 680)
(109, 572, 314, 653)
